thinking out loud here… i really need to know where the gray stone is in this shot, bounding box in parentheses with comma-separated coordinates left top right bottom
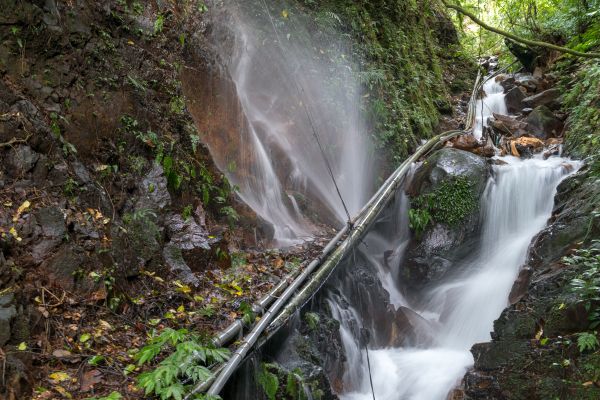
(525, 105, 563, 139)
(163, 213, 222, 275)
(137, 164, 171, 212)
(402, 149, 490, 289)
(514, 73, 540, 92)
(504, 86, 525, 114)
(72, 160, 92, 184)
(0, 293, 16, 346)
(522, 88, 561, 109)
(163, 244, 200, 286)
(35, 207, 65, 238)
(6, 145, 40, 175)
(47, 162, 69, 186)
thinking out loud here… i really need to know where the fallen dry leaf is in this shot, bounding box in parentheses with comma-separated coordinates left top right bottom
(80, 369, 103, 392)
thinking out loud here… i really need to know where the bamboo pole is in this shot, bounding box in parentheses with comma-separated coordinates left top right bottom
(189, 70, 485, 398)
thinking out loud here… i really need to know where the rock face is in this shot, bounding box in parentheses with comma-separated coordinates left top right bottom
(462, 166, 600, 400)
(401, 148, 490, 290)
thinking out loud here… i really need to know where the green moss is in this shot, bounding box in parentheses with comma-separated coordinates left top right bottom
(560, 60, 600, 177)
(296, 0, 475, 165)
(410, 176, 478, 228)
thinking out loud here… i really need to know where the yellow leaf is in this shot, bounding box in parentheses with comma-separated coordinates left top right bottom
(54, 385, 73, 399)
(13, 200, 31, 222)
(127, 40, 134, 45)
(17, 342, 27, 351)
(177, 305, 185, 313)
(176, 284, 191, 294)
(281, 9, 289, 18)
(49, 371, 70, 382)
(9, 227, 21, 242)
(98, 320, 112, 330)
(3, 201, 12, 207)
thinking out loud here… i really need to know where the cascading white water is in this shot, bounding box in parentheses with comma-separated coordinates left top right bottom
(335, 80, 581, 400)
(209, 1, 374, 245)
(473, 78, 507, 140)
(341, 155, 580, 400)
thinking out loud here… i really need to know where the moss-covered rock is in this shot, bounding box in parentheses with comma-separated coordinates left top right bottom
(401, 148, 490, 290)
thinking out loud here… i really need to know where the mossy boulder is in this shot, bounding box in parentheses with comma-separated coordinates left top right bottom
(401, 148, 490, 290)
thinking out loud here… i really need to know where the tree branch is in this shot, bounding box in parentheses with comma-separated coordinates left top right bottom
(442, 0, 600, 59)
(0, 134, 31, 148)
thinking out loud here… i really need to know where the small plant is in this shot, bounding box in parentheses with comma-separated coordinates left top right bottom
(154, 14, 165, 35)
(86, 392, 123, 400)
(238, 301, 255, 325)
(196, 1, 208, 13)
(304, 312, 320, 331)
(408, 208, 431, 236)
(63, 177, 79, 197)
(135, 328, 230, 400)
(189, 133, 201, 153)
(286, 368, 309, 400)
(577, 332, 599, 353)
(257, 363, 280, 400)
(566, 242, 600, 328)
(170, 95, 186, 115)
(182, 205, 193, 221)
(220, 206, 239, 226)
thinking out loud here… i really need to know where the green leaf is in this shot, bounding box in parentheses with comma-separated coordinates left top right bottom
(577, 332, 599, 353)
(88, 355, 105, 366)
(257, 364, 279, 400)
(80, 333, 92, 343)
(135, 343, 161, 365)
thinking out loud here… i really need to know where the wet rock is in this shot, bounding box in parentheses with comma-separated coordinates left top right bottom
(162, 245, 200, 286)
(41, 244, 84, 291)
(402, 149, 490, 289)
(112, 211, 161, 279)
(72, 160, 92, 184)
(514, 73, 540, 92)
(495, 74, 515, 91)
(508, 136, 544, 158)
(0, 293, 17, 346)
(522, 88, 561, 109)
(521, 107, 534, 115)
(6, 145, 39, 176)
(30, 207, 65, 264)
(136, 164, 171, 212)
(504, 86, 525, 113)
(525, 105, 563, 139)
(528, 170, 598, 272)
(448, 134, 479, 152)
(36, 207, 66, 238)
(164, 212, 224, 273)
(489, 113, 528, 137)
(47, 162, 69, 186)
(32, 154, 49, 185)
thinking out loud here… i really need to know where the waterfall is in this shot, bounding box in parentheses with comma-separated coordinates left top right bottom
(333, 80, 581, 400)
(205, 0, 374, 245)
(473, 78, 507, 140)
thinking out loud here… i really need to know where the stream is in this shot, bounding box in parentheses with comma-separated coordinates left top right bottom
(328, 77, 580, 400)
